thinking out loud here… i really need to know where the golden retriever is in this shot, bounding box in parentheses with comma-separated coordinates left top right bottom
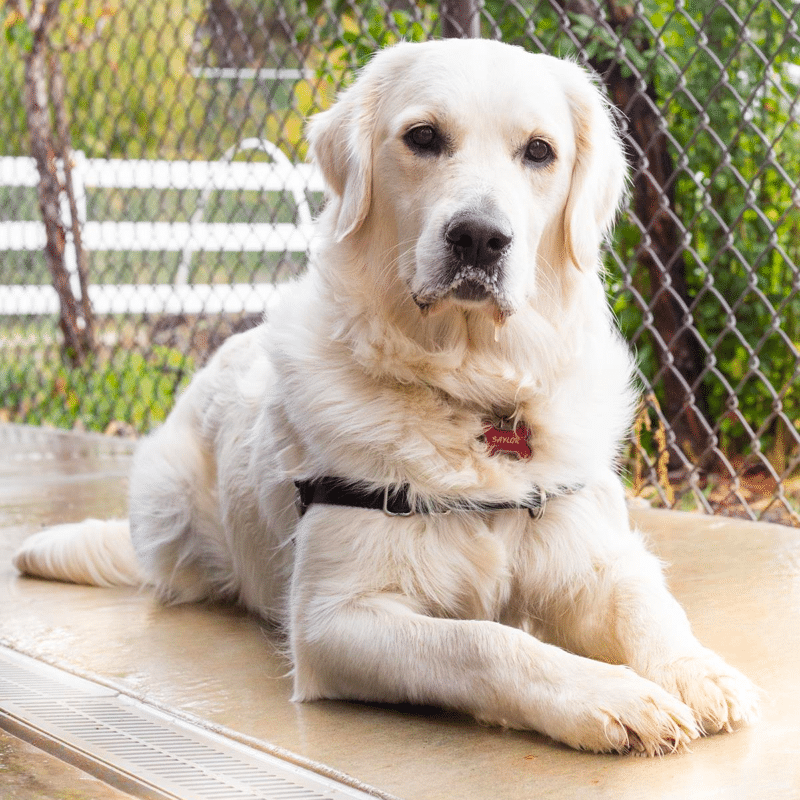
(14, 39, 759, 755)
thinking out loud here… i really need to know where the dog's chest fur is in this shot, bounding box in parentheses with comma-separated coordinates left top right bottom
(274, 336, 619, 507)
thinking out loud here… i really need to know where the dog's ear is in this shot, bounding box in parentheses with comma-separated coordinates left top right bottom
(553, 60, 629, 272)
(306, 73, 380, 243)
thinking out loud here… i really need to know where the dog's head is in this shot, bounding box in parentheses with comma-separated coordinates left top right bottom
(307, 40, 628, 323)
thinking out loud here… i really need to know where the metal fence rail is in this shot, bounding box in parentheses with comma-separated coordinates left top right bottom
(0, 0, 798, 524)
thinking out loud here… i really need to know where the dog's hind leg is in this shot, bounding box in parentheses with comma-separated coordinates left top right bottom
(126, 402, 233, 605)
(10, 411, 219, 600)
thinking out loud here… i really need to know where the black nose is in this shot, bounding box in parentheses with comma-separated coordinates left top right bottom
(445, 214, 512, 270)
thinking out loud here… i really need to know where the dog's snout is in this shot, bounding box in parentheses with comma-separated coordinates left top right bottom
(445, 214, 512, 270)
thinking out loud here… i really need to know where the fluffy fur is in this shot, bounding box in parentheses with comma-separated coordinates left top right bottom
(13, 40, 759, 755)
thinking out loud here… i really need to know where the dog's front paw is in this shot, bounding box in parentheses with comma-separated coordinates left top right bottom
(544, 663, 700, 756)
(646, 651, 761, 735)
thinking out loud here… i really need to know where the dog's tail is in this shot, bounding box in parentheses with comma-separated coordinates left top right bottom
(12, 519, 143, 588)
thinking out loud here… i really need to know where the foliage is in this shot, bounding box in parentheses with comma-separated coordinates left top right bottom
(292, 0, 432, 108)
(326, 2, 429, 70)
(0, 0, 432, 160)
(0, 344, 194, 432)
(602, 0, 800, 464)
(1, 0, 293, 159)
(646, 0, 800, 460)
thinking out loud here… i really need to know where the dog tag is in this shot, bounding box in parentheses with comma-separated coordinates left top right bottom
(482, 420, 532, 459)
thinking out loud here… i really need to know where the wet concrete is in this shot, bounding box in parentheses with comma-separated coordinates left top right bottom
(1, 423, 799, 799)
(0, 728, 136, 800)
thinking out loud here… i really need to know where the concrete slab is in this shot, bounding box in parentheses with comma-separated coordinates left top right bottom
(1, 424, 799, 799)
(0, 727, 137, 800)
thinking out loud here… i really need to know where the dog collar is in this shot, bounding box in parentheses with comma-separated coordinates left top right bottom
(294, 478, 583, 520)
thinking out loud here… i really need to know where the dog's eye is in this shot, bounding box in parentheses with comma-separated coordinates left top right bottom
(404, 125, 441, 154)
(524, 138, 554, 165)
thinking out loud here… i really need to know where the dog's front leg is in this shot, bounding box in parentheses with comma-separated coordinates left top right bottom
(288, 512, 698, 755)
(541, 493, 761, 737)
(601, 558, 761, 736)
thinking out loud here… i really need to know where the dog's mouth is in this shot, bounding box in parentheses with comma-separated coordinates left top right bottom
(412, 268, 514, 327)
(451, 278, 491, 303)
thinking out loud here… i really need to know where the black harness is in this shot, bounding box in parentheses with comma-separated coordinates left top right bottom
(295, 477, 584, 520)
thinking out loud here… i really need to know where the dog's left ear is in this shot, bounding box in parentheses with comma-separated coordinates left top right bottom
(306, 69, 380, 242)
(552, 60, 629, 272)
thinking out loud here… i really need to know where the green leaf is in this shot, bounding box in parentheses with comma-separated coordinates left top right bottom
(5, 18, 34, 52)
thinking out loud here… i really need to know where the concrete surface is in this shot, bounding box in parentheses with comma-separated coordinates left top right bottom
(0, 423, 799, 799)
(0, 727, 137, 800)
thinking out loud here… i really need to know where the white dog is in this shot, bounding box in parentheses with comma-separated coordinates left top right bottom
(14, 39, 759, 755)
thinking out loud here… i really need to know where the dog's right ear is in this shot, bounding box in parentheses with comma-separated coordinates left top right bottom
(306, 74, 380, 243)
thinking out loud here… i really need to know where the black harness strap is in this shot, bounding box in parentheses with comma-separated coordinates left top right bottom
(294, 477, 583, 520)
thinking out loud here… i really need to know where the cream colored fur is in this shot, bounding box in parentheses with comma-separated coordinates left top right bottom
(13, 40, 759, 755)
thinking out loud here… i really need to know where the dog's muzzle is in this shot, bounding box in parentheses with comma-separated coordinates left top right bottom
(413, 209, 515, 317)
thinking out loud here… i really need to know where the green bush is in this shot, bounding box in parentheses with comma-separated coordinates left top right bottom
(1, 345, 194, 433)
(622, 0, 799, 460)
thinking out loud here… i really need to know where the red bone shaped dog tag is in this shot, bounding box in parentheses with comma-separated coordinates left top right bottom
(482, 420, 532, 459)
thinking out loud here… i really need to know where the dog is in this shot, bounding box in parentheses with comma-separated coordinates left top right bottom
(13, 39, 759, 755)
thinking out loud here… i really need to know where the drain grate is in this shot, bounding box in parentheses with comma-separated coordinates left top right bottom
(0, 646, 386, 800)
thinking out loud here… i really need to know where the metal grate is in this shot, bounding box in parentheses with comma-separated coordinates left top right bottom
(0, 646, 387, 800)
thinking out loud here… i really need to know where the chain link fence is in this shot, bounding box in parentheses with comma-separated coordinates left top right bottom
(1, 0, 798, 524)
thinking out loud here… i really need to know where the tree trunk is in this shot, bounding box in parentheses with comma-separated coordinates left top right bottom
(563, 0, 713, 470)
(602, 65, 712, 468)
(22, 3, 94, 366)
(51, 52, 94, 349)
(440, 0, 480, 38)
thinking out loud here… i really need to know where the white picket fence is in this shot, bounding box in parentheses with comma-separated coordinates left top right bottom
(0, 139, 324, 315)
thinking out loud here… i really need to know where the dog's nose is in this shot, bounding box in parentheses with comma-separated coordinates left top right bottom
(445, 214, 512, 270)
